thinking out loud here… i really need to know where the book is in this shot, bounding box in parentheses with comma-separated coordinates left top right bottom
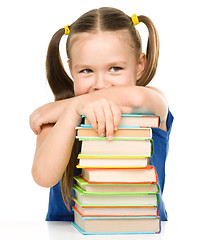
(76, 126, 152, 138)
(77, 137, 153, 157)
(83, 113, 160, 128)
(72, 185, 158, 206)
(77, 154, 149, 168)
(72, 112, 161, 235)
(72, 203, 159, 217)
(72, 207, 161, 234)
(81, 165, 157, 183)
(73, 176, 159, 193)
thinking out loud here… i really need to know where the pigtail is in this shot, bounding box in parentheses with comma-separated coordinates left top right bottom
(61, 138, 82, 211)
(136, 16, 159, 86)
(46, 28, 74, 101)
(46, 28, 77, 211)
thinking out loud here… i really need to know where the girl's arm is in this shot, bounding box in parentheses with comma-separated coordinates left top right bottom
(31, 85, 168, 187)
(31, 94, 130, 187)
(29, 98, 73, 135)
(31, 102, 81, 187)
(89, 86, 168, 131)
(30, 85, 168, 137)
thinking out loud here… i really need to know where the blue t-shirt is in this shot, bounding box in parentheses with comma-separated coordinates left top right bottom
(46, 110, 174, 221)
(150, 109, 174, 221)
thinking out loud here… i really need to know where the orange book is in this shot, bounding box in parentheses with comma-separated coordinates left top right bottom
(80, 165, 158, 184)
(72, 204, 159, 217)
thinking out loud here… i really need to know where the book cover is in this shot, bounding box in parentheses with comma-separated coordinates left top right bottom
(77, 164, 149, 169)
(71, 207, 161, 234)
(73, 175, 160, 193)
(72, 196, 159, 208)
(73, 183, 159, 195)
(78, 154, 149, 159)
(82, 113, 161, 128)
(73, 112, 161, 235)
(72, 185, 159, 206)
(77, 154, 149, 168)
(76, 126, 152, 138)
(72, 203, 159, 217)
(80, 165, 158, 184)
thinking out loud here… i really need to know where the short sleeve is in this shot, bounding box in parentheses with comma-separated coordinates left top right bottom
(152, 109, 174, 141)
(166, 109, 174, 134)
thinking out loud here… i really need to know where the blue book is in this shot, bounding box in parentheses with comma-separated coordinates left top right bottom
(81, 113, 160, 128)
(71, 207, 161, 234)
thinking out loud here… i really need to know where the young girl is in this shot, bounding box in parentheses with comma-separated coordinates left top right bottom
(30, 7, 173, 222)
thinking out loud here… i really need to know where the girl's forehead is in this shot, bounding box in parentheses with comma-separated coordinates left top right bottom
(71, 30, 132, 45)
(68, 30, 135, 55)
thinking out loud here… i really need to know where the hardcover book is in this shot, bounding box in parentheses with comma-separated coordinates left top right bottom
(77, 137, 153, 157)
(83, 113, 160, 128)
(72, 203, 159, 217)
(80, 165, 157, 183)
(72, 207, 161, 234)
(76, 126, 152, 138)
(72, 112, 161, 235)
(72, 185, 159, 206)
(77, 154, 149, 168)
(73, 176, 159, 193)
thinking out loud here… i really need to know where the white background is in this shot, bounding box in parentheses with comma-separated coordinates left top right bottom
(0, 0, 217, 239)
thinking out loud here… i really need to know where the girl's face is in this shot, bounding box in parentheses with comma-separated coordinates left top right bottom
(68, 31, 146, 96)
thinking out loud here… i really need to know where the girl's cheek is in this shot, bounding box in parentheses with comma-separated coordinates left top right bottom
(74, 86, 84, 96)
(73, 81, 82, 96)
(74, 81, 90, 96)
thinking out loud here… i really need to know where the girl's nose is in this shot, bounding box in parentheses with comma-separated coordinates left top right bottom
(93, 74, 112, 91)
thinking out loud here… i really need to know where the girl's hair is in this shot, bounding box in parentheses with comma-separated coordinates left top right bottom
(46, 7, 159, 210)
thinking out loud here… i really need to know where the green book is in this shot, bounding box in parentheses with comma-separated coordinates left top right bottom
(72, 185, 159, 207)
(73, 176, 159, 194)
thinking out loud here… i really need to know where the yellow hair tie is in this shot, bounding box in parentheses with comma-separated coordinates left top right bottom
(64, 25, 70, 35)
(131, 14, 140, 26)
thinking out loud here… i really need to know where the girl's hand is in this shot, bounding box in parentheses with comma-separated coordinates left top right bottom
(74, 93, 132, 140)
(29, 99, 71, 135)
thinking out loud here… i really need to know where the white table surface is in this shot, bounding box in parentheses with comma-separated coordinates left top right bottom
(0, 221, 168, 240)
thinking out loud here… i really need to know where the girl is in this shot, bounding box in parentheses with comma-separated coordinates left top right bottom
(30, 7, 173, 221)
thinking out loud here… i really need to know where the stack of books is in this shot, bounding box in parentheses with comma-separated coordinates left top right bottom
(71, 114, 161, 235)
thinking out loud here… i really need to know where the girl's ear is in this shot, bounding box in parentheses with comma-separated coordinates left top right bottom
(67, 59, 74, 78)
(136, 53, 146, 80)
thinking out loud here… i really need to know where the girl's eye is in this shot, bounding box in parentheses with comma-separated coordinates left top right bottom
(80, 69, 93, 74)
(110, 67, 123, 72)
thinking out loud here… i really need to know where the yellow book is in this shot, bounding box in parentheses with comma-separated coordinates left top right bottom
(77, 154, 149, 168)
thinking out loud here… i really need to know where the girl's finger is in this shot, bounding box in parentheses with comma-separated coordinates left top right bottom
(99, 99, 114, 140)
(85, 107, 98, 132)
(94, 104, 106, 137)
(29, 113, 41, 135)
(110, 101, 122, 131)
